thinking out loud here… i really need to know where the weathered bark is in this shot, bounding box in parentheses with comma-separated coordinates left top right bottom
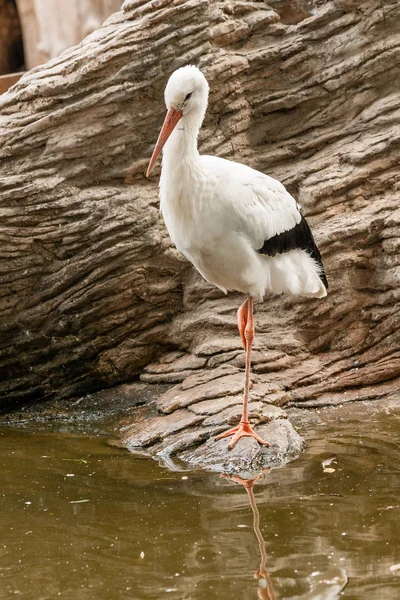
(0, 0, 399, 430)
(15, 0, 123, 69)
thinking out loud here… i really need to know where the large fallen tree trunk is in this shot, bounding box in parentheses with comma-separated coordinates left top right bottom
(0, 0, 399, 417)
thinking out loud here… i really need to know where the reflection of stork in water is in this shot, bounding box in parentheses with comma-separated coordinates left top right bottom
(225, 473, 276, 600)
(225, 473, 348, 600)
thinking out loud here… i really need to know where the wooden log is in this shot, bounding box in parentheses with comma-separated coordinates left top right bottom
(0, 0, 399, 413)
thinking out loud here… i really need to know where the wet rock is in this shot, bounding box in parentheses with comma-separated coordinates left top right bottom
(176, 419, 303, 476)
(201, 401, 286, 428)
(120, 391, 301, 475)
(121, 409, 204, 448)
(151, 426, 218, 461)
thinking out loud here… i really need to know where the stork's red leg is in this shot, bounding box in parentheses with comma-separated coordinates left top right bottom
(216, 298, 270, 450)
(237, 297, 249, 350)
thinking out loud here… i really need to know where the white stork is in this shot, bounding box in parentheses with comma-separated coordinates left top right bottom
(146, 65, 327, 450)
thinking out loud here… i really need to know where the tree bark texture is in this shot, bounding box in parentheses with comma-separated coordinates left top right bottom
(0, 0, 399, 416)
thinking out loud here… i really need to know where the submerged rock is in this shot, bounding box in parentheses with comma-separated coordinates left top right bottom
(120, 389, 304, 475)
(176, 419, 303, 475)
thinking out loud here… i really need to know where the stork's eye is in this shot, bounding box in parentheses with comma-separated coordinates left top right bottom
(185, 92, 193, 101)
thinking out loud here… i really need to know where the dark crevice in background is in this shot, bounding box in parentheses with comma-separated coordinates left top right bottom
(0, 0, 25, 75)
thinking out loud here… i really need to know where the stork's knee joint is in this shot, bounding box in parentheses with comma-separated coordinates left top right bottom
(244, 327, 254, 341)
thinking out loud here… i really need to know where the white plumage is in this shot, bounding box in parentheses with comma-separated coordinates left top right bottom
(147, 65, 327, 449)
(152, 65, 327, 301)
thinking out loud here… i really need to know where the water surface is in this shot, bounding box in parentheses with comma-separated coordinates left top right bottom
(1, 405, 399, 599)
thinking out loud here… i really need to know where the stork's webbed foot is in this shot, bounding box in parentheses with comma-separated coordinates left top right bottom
(215, 421, 270, 450)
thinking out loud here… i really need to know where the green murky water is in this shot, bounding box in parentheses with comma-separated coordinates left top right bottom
(1, 407, 399, 599)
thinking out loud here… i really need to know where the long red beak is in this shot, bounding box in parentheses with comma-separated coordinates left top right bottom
(146, 107, 183, 177)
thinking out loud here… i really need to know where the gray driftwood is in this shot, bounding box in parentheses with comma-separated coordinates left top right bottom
(0, 0, 399, 468)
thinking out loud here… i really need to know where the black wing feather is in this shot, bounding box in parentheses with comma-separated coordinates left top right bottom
(257, 215, 328, 289)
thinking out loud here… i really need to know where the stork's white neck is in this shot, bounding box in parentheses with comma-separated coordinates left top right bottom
(162, 109, 203, 174)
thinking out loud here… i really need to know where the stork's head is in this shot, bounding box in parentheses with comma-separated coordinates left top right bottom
(164, 65, 209, 115)
(146, 65, 209, 176)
